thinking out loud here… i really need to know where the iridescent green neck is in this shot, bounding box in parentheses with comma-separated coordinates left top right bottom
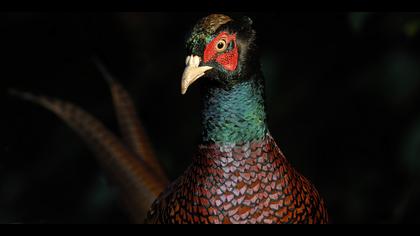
(201, 76, 268, 144)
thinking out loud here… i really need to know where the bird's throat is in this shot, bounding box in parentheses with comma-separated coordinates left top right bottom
(201, 76, 268, 144)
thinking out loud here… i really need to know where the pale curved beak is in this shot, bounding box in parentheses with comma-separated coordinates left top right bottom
(181, 55, 212, 95)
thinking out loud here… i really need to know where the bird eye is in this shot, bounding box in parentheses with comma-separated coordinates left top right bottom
(215, 39, 227, 52)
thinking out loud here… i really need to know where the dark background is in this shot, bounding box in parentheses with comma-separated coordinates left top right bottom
(1, 12, 420, 224)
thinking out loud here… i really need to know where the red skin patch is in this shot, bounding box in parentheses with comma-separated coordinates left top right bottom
(203, 32, 238, 72)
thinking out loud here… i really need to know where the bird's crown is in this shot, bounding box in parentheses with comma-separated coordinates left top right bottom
(186, 14, 233, 54)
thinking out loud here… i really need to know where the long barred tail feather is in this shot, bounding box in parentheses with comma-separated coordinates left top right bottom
(92, 57, 168, 184)
(9, 89, 166, 223)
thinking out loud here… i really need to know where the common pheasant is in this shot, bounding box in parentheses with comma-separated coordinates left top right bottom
(12, 14, 328, 224)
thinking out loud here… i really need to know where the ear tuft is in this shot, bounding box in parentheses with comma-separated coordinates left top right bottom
(241, 16, 253, 27)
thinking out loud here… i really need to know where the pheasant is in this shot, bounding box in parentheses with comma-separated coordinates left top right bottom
(12, 14, 328, 224)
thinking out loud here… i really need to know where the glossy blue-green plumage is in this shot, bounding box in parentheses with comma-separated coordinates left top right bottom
(201, 75, 268, 144)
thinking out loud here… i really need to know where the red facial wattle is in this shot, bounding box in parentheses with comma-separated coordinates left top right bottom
(203, 32, 238, 72)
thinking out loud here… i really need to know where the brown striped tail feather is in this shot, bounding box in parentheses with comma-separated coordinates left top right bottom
(9, 89, 166, 223)
(92, 57, 168, 184)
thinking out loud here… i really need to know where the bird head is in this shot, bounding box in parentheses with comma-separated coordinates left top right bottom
(181, 14, 258, 94)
